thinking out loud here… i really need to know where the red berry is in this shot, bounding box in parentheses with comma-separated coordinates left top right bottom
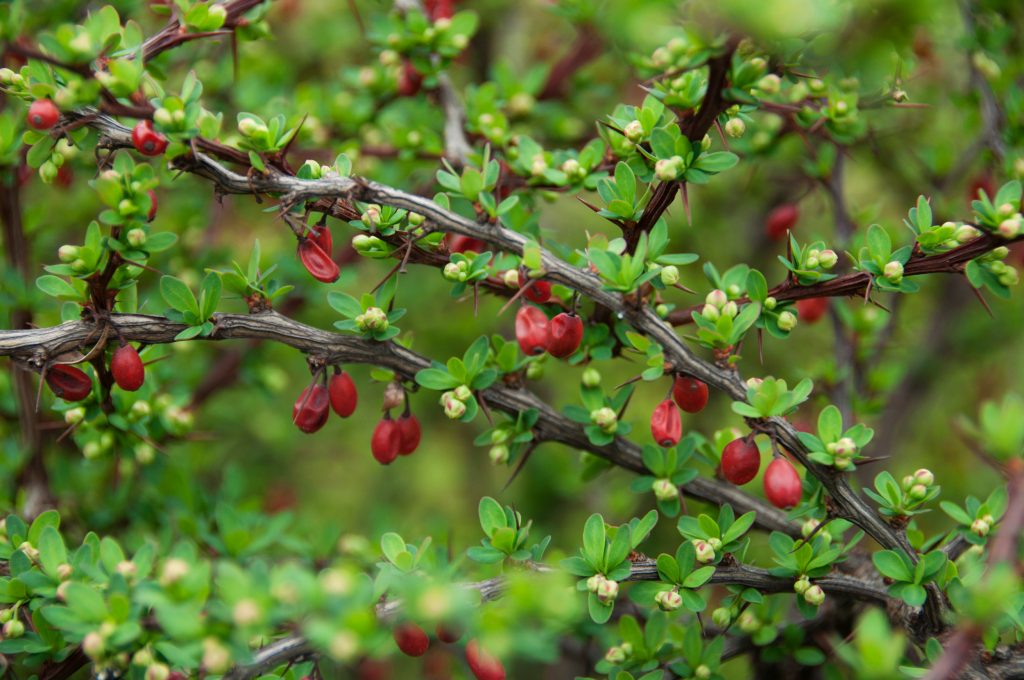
(435, 623, 462, 644)
(131, 120, 168, 157)
(397, 61, 423, 97)
(466, 640, 505, 680)
(796, 297, 829, 323)
(393, 622, 430, 657)
(55, 164, 74, 188)
(766, 203, 799, 241)
(328, 370, 358, 417)
(521, 279, 551, 303)
(425, 0, 454, 20)
(515, 305, 549, 356)
(650, 399, 682, 448)
(546, 312, 583, 358)
(355, 658, 390, 680)
(297, 238, 339, 283)
(447, 234, 486, 254)
(110, 344, 145, 392)
(371, 416, 401, 465)
(764, 457, 803, 509)
(721, 437, 760, 485)
(293, 385, 330, 434)
(27, 99, 60, 130)
(396, 413, 421, 455)
(147, 190, 158, 221)
(45, 364, 92, 401)
(672, 375, 708, 413)
(310, 223, 332, 257)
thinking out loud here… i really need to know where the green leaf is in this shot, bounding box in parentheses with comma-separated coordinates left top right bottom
(582, 514, 606, 569)
(36, 275, 79, 299)
(817, 405, 843, 442)
(873, 550, 912, 582)
(414, 368, 459, 390)
(160, 276, 198, 315)
(478, 497, 506, 537)
(327, 291, 363, 318)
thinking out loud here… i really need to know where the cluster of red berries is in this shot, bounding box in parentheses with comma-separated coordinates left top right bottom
(298, 223, 339, 283)
(292, 367, 357, 433)
(649, 375, 709, 448)
(393, 621, 504, 680)
(370, 407, 421, 464)
(514, 301, 583, 359)
(721, 436, 803, 509)
(44, 343, 146, 402)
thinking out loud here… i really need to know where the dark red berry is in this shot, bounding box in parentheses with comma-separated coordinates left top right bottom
(298, 238, 339, 283)
(371, 416, 401, 465)
(425, 0, 454, 20)
(650, 399, 681, 448)
(766, 203, 798, 241)
(546, 312, 583, 358)
(110, 344, 145, 392)
(310, 224, 332, 257)
(396, 414, 421, 455)
(131, 120, 168, 157)
(397, 61, 423, 97)
(393, 622, 430, 657)
(435, 623, 462, 644)
(466, 640, 505, 680)
(27, 99, 60, 130)
(293, 385, 330, 434)
(328, 370, 358, 417)
(147, 190, 158, 221)
(721, 437, 760, 485)
(55, 165, 73, 188)
(521, 279, 551, 303)
(45, 364, 92, 401)
(515, 305, 549, 356)
(796, 297, 829, 323)
(447, 234, 486, 254)
(764, 457, 802, 509)
(672, 375, 708, 413)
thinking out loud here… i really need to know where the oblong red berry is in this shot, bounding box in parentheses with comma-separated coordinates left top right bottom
(515, 305, 549, 356)
(27, 99, 60, 130)
(397, 60, 423, 97)
(131, 120, 168, 157)
(522, 279, 552, 303)
(396, 414, 421, 455)
(371, 417, 401, 465)
(672, 375, 708, 413)
(297, 238, 339, 283)
(293, 385, 330, 434)
(393, 622, 430, 657)
(110, 344, 145, 392)
(721, 437, 760, 485)
(547, 312, 583, 358)
(147, 190, 158, 222)
(796, 297, 829, 324)
(766, 203, 799, 241)
(328, 370, 358, 417)
(466, 639, 506, 680)
(650, 399, 682, 448)
(311, 224, 332, 257)
(45, 364, 92, 401)
(447, 234, 486, 254)
(764, 457, 803, 509)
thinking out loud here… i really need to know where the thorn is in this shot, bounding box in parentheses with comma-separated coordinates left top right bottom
(502, 442, 538, 492)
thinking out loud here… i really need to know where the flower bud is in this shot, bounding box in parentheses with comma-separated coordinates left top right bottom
(238, 117, 267, 137)
(135, 444, 155, 465)
(818, 249, 838, 269)
(530, 153, 548, 177)
(202, 638, 232, 675)
(725, 117, 746, 138)
(793, 575, 810, 595)
(502, 269, 519, 288)
(883, 260, 904, 283)
(604, 645, 627, 664)
(233, 599, 262, 627)
(623, 120, 644, 142)
(655, 589, 683, 611)
(711, 607, 732, 628)
(805, 255, 819, 269)
(764, 296, 777, 310)
(131, 400, 151, 419)
(442, 395, 466, 420)
(596, 577, 619, 603)
(357, 307, 388, 332)
(834, 437, 857, 458)
(443, 262, 462, 281)
(489, 444, 509, 465)
(695, 665, 712, 680)
(721, 301, 738, 318)
(757, 74, 781, 94)
(590, 407, 618, 432)
(738, 611, 760, 633)
(693, 540, 715, 563)
(656, 303, 669, 317)
(982, 514, 995, 525)
(660, 265, 680, 286)
(586, 574, 605, 593)
(0, 68, 15, 85)
(3, 619, 24, 638)
(652, 478, 677, 501)
(914, 468, 934, 486)
(727, 284, 742, 298)
(361, 204, 382, 228)
(145, 663, 170, 680)
(58, 245, 80, 262)
(454, 385, 473, 402)
(654, 157, 681, 182)
(777, 310, 797, 331)
(561, 158, 582, 178)
(701, 134, 712, 151)
(64, 407, 85, 425)
(706, 289, 728, 308)
(582, 367, 601, 387)
(160, 558, 189, 586)
(701, 304, 720, 321)
(82, 631, 105, 659)
(57, 563, 73, 581)
(908, 484, 928, 501)
(999, 267, 1019, 286)
(998, 217, 1021, 238)
(116, 561, 137, 579)
(998, 202, 1016, 218)
(955, 225, 981, 243)
(126, 228, 147, 248)
(803, 584, 825, 606)
(971, 519, 990, 536)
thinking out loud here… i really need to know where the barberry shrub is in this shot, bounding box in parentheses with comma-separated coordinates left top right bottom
(1, 1, 1023, 679)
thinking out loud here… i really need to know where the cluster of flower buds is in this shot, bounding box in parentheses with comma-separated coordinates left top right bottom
(587, 573, 620, 604)
(900, 468, 935, 502)
(970, 512, 996, 537)
(996, 202, 1023, 239)
(590, 406, 618, 434)
(488, 427, 511, 465)
(978, 245, 1020, 287)
(604, 642, 633, 665)
(654, 588, 683, 612)
(354, 307, 388, 333)
(361, 204, 382, 228)
(443, 259, 472, 282)
(654, 155, 685, 181)
(827, 436, 859, 470)
(692, 539, 715, 563)
(793, 575, 826, 606)
(701, 289, 737, 321)
(440, 384, 473, 420)
(651, 478, 678, 502)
